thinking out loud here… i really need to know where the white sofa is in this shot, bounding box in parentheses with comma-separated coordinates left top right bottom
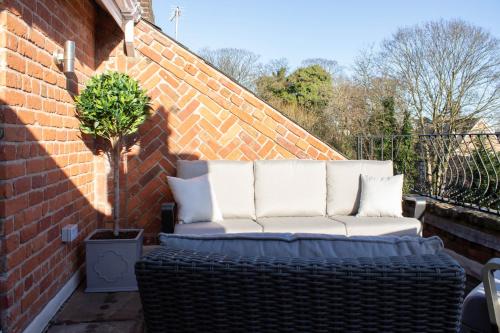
(162, 159, 422, 236)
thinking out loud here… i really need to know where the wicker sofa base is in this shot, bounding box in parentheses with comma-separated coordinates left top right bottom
(136, 247, 465, 332)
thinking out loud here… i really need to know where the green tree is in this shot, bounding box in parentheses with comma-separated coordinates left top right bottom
(256, 65, 334, 142)
(368, 96, 398, 160)
(255, 67, 291, 103)
(286, 65, 333, 111)
(361, 97, 417, 193)
(395, 111, 417, 193)
(75, 72, 151, 236)
(256, 65, 333, 112)
(370, 96, 397, 135)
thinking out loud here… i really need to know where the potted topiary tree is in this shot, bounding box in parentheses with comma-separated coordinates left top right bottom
(76, 71, 151, 292)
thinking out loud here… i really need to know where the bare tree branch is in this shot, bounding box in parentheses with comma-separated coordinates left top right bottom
(380, 19, 499, 133)
(199, 47, 262, 90)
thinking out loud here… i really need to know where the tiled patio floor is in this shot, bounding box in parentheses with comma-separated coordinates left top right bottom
(45, 284, 143, 333)
(43, 244, 162, 333)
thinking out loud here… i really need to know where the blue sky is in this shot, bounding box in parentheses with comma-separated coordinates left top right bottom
(152, 0, 500, 72)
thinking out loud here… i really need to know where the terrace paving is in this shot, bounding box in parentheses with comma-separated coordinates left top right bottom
(45, 285, 143, 333)
(43, 246, 162, 333)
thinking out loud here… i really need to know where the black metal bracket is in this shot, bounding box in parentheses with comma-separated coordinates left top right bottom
(161, 202, 176, 234)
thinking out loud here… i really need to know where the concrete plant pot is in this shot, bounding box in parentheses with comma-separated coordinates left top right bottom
(85, 229, 143, 292)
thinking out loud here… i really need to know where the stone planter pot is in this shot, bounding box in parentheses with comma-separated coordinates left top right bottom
(85, 229, 143, 292)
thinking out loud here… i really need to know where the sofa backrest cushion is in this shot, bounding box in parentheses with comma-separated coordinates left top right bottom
(327, 160, 393, 216)
(177, 160, 255, 219)
(159, 233, 444, 259)
(254, 160, 326, 217)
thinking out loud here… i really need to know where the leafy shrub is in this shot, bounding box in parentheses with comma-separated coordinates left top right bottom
(76, 71, 151, 236)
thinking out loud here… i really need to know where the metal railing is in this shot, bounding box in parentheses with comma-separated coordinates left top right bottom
(356, 133, 500, 215)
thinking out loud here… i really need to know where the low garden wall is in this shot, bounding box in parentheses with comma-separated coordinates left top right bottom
(408, 198, 500, 277)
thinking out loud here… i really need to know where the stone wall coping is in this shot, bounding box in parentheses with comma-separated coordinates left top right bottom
(425, 199, 500, 233)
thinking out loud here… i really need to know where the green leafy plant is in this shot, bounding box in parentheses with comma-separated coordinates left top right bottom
(256, 65, 333, 112)
(75, 71, 151, 236)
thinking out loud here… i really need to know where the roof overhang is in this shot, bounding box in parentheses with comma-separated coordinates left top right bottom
(96, 0, 141, 57)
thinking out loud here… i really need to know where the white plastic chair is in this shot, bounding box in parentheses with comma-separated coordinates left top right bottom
(461, 258, 500, 333)
(483, 259, 500, 332)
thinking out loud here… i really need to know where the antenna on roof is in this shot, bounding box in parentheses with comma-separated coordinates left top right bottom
(170, 6, 181, 40)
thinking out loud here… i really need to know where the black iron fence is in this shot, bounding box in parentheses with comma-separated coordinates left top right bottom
(356, 133, 500, 215)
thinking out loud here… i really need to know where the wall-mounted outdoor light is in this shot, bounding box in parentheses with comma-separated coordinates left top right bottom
(53, 40, 75, 73)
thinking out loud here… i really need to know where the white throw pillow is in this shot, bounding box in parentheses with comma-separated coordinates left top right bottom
(167, 174, 223, 223)
(356, 174, 404, 217)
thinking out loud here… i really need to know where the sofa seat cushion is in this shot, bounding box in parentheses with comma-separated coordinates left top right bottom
(257, 217, 346, 235)
(330, 216, 422, 236)
(159, 233, 443, 259)
(327, 160, 393, 216)
(177, 160, 256, 219)
(173, 219, 262, 235)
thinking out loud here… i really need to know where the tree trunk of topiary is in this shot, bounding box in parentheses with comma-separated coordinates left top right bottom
(112, 137, 122, 237)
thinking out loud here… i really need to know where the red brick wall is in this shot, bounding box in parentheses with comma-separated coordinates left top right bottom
(0, 2, 345, 331)
(0, 1, 98, 332)
(96, 19, 344, 242)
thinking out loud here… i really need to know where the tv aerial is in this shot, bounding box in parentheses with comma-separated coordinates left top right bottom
(170, 6, 182, 40)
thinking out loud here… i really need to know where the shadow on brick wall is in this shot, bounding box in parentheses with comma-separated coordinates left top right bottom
(0, 100, 97, 332)
(91, 5, 201, 243)
(108, 105, 199, 244)
(0, 94, 200, 330)
(72, 92, 200, 245)
(1, 1, 197, 331)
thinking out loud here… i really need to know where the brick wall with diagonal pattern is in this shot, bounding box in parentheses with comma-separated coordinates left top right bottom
(96, 19, 345, 242)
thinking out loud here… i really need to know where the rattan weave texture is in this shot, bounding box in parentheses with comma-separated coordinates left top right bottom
(136, 247, 465, 332)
